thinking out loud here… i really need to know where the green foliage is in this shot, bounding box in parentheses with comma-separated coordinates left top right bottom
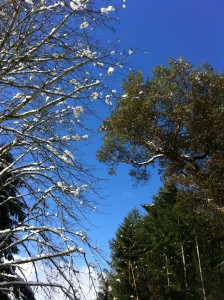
(109, 186, 224, 299)
(0, 150, 26, 258)
(0, 151, 34, 300)
(99, 57, 224, 298)
(98, 58, 224, 204)
(109, 209, 149, 299)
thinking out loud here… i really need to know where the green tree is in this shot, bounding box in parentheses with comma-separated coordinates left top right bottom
(0, 151, 35, 300)
(109, 186, 224, 300)
(142, 186, 224, 299)
(109, 209, 151, 300)
(0, 151, 25, 257)
(173, 190, 224, 300)
(98, 58, 224, 206)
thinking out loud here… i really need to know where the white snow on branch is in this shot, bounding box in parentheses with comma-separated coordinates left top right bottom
(121, 93, 128, 98)
(70, 0, 88, 11)
(101, 6, 115, 14)
(91, 91, 98, 99)
(25, 0, 34, 4)
(107, 67, 114, 75)
(80, 21, 89, 29)
(0, 248, 82, 267)
(105, 95, 112, 106)
(70, 1, 79, 11)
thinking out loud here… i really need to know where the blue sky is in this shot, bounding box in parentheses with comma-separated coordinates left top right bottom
(85, 0, 224, 259)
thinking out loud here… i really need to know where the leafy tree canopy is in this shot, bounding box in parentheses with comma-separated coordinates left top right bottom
(98, 58, 224, 205)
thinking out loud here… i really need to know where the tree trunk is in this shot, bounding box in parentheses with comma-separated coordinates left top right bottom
(195, 235, 207, 300)
(129, 260, 139, 300)
(180, 242, 188, 290)
(165, 254, 170, 287)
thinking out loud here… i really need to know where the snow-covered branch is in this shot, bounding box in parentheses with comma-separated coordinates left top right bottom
(0, 0, 128, 298)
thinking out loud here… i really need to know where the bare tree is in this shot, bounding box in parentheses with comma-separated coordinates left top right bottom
(0, 0, 127, 298)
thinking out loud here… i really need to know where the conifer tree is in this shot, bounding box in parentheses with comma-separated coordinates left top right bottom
(109, 209, 151, 300)
(109, 187, 224, 299)
(0, 151, 35, 299)
(143, 186, 224, 299)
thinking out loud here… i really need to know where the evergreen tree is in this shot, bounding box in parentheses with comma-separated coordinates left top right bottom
(109, 209, 151, 300)
(109, 187, 224, 299)
(143, 186, 224, 299)
(0, 151, 35, 299)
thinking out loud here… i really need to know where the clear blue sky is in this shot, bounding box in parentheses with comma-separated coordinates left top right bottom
(85, 0, 224, 260)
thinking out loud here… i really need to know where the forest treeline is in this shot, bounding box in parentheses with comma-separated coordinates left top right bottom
(97, 187, 224, 299)
(97, 58, 224, 300)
